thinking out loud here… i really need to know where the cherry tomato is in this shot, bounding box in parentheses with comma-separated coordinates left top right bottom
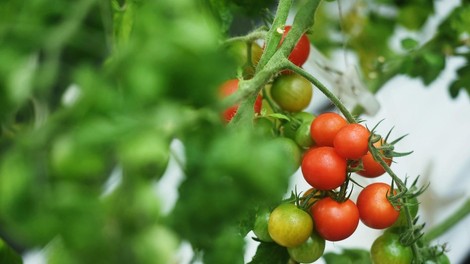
(333, 123, 370, 159)
(310, 112, 347, 147)
(287, 230, 325, 263)
(270, 73, 312, 112)
(219, 79, 262, 122)
(357, 140, 393, 178)
(311, 197, 360, 241)
(227, 40, 263, 78)
(268, 203, 313, 247)
(392, 196, 419, 228)
(301, 187, 322, 208)
(280, 25, 310, 67)
(295, 121, 315, 149)
(370, 232, 413, 264)
(301, 146, 347, 190)
(357, 182, 400, 229)
(275, 136, 302, 174)
(253, 208, 274, 242)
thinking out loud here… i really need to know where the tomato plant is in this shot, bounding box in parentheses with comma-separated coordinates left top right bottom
(301, 146, 347, 190)
(270, 72, 312, 112)
(311, 197, 360, 241)
(310, 112, 347, 147)
(268, 203, 313, 247)
(219, 79, 262, 122)
(227, 40, 263, 78)
(357, 183, 400, 229)
(334, 123, 370, 159)
(370, 232, 413, 264)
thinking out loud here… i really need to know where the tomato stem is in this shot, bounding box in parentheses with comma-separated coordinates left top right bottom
(284, 61, 356, 123)
(423, 198, 470, 242)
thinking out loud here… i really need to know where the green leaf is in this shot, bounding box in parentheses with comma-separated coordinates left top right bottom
(248, 242, 289, 264)
(401, 38, 419, 51)
(323, 248, 371, 264)
(0, 237, 23, 264)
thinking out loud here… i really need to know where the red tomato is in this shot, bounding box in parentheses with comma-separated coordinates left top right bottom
(333, 123, 370, 159)
(356, 182, 400, 229)
(311, 197, 359, 241)
(280, 26, 310, 67)
(310, 112, 347, 147)
(301, 147, 347, 190)
(357, 140, 393, 178)
(219, 79, 262, 122)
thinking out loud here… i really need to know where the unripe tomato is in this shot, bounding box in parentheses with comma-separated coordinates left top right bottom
(227, 40, 263, 78)
(391, 196, 419, 228)
(268, 203, 313, 247)
(270, 73, 313, 112)
(311, 197, 359, 241)
(253, 208, 274, 242)
(310, 112, 347, 147)
(287, 230, 325, 263)
(219, 79, 262, 122)
(301, 146, 347, 190)
(357, 183, 400, 229)
(280, 26, 311, 67)
(333, 123, 370, 159)
(370, 232, 413, 264)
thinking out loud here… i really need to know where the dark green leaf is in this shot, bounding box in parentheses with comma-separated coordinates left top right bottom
(248, 242, 289, 264)
(0, 238, 23, 264)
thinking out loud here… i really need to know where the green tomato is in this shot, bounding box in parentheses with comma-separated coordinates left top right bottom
(371, 232, 413, 264)
(392, 196, 419, 228)
(271, 73, 313, 112)
(282, 111, 315, 139)
(227, 40, 263, 78)
(274, 137, 302, 173)
(287, 230, 325, 263)
(253, 208, 274, 242)
(268, 203, 313, 247)
(294, 121, 315, 149)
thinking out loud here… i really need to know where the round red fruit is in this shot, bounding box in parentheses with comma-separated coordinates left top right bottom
(334, 123, 370, 159)
(310, 112, 347, 147)
(301, 147, 347, 190)
(219, 79, 262, 122)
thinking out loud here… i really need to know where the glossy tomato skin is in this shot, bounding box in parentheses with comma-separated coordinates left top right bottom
(357, 140, 393, 178)
(219, 79, 262, 122)
(270, 73, 312, 112)
(301, 146, 347, 190)
(311, 197, 360, 241)
(310, 112, 347, 147)
(357, 183, 400, 229)
(281, 26, 311, 67)
(334, 123, 370, 159)
(287, 230, 325, 263)
(253, 208, 274, 242)
(268, 203, 313, 247)
(370, 232, 413, 264)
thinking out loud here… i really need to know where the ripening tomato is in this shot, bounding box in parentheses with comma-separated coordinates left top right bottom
(268, 203, 313, 247)
(219, 79, 262, 122)
(287, 230, 325, 263)
(357, 182, 400, 229)
(356, 139, 393, 178)
(370, 232, 413, 264)
(310, 112, 347, 147)
(227, 40, 263, 78)
(333, 123, 370, 159)
(301, 146, 347, 190)
(270, 73, 313, 112)
(311, 197, 360, 241)
(280, 26, 311, 67)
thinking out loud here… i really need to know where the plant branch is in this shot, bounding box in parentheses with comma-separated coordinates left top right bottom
(423, 198, 470, 242)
